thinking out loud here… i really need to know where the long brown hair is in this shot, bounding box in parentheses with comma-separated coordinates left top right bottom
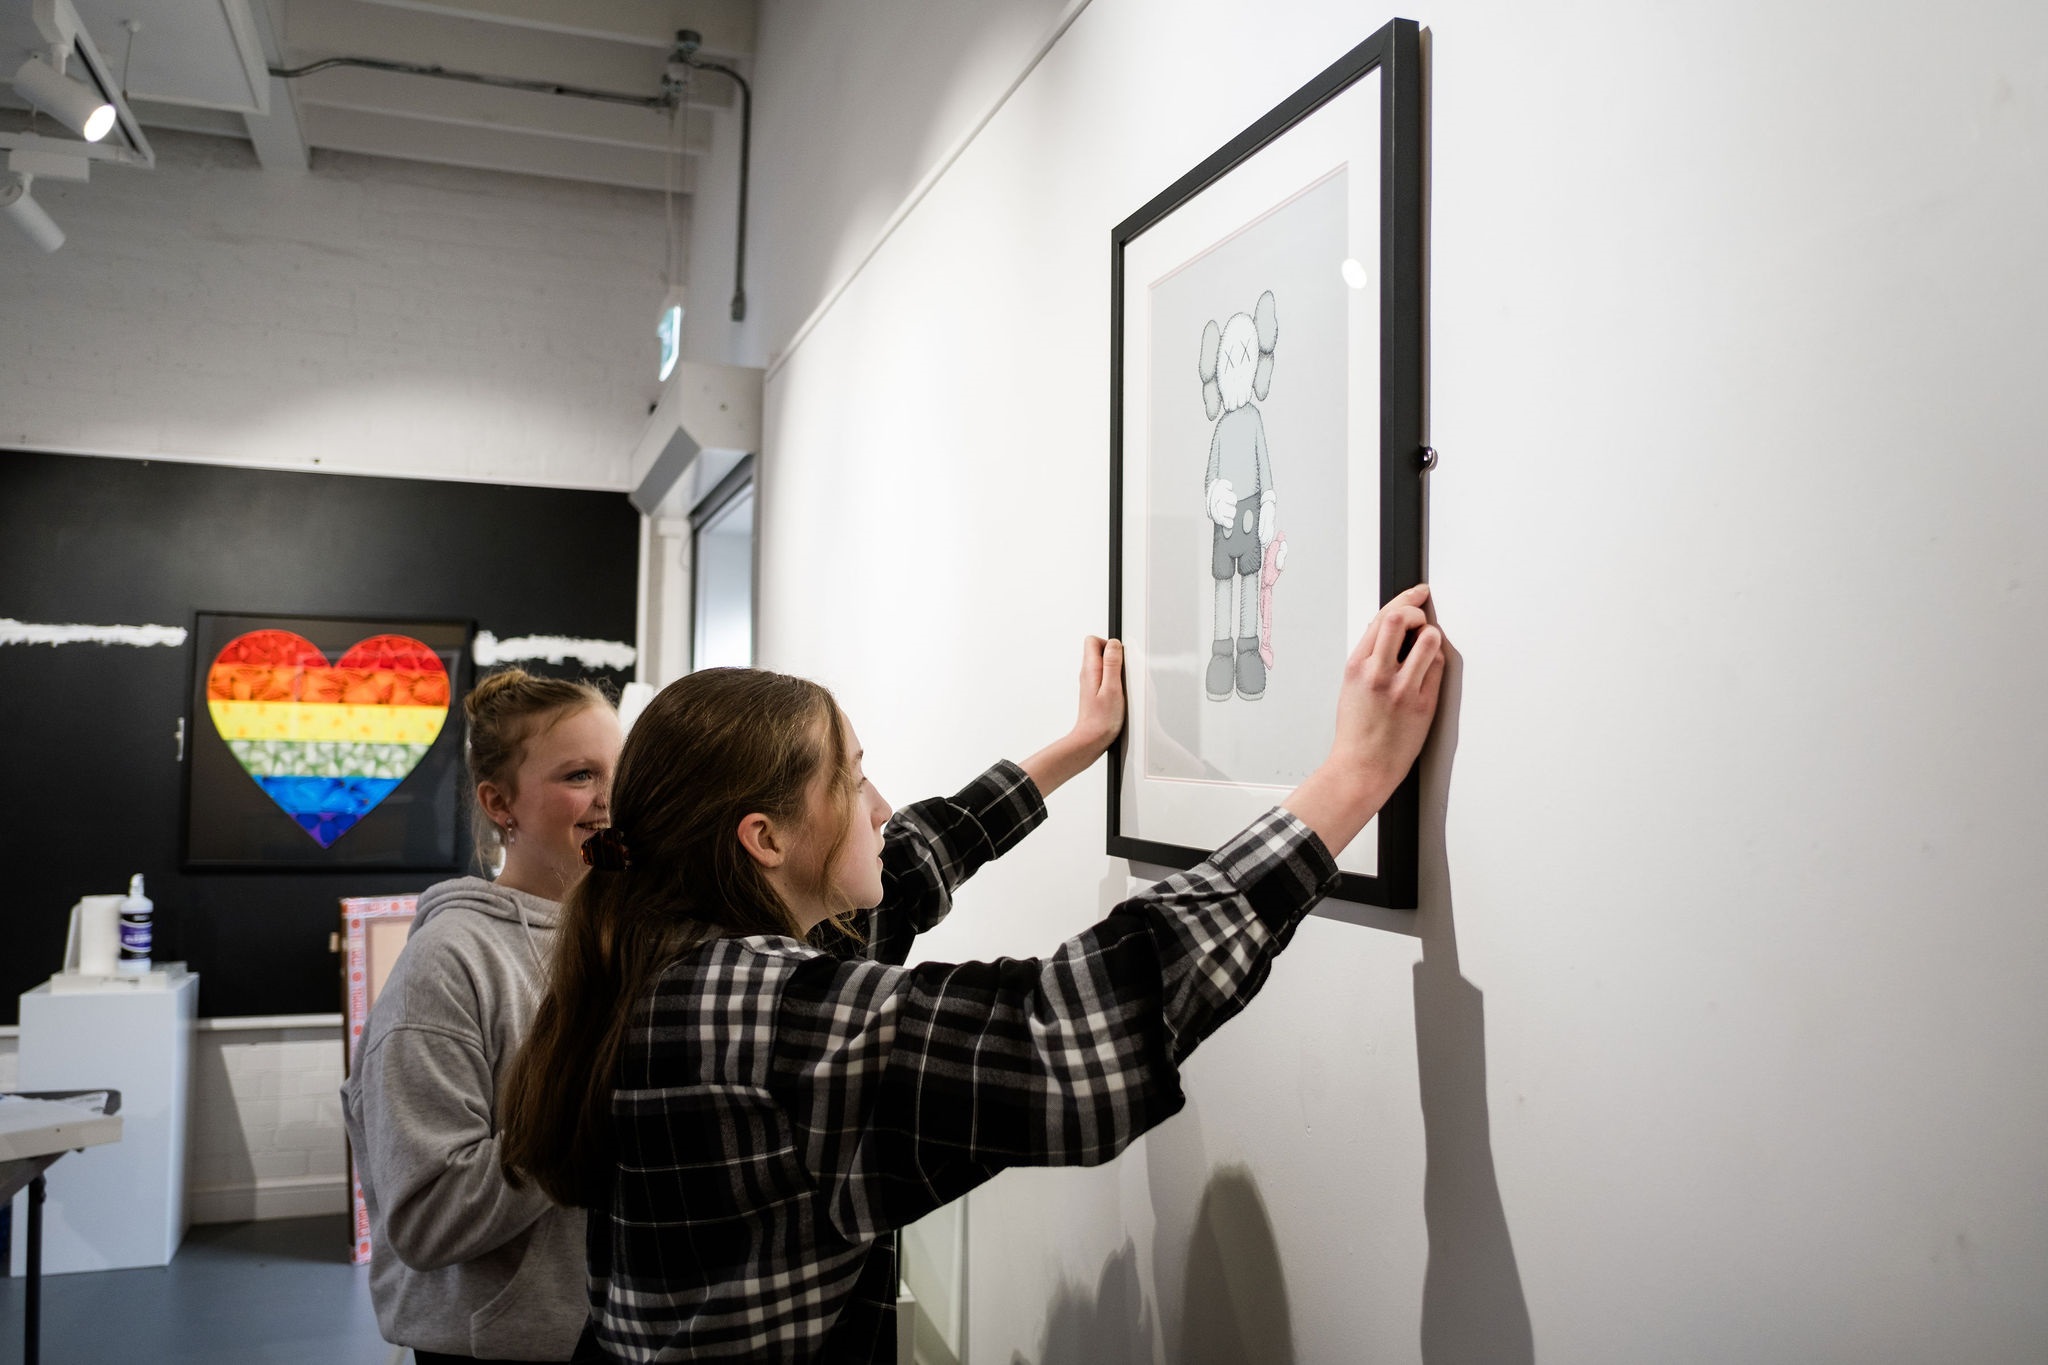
(498, 666, 855, 1207)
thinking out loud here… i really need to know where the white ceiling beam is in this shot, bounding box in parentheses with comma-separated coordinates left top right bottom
(243, 0, 308, 173)
(350, 0, 754, 57)
(300, 103, 698, 192)
(277, 0, 733, 108)
(292, 66, 711, 153)
(243, 72, 309, 169)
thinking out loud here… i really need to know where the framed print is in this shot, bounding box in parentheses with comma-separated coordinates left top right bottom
(1108, 19, 1426, 908)
(185, 612, 472, 870)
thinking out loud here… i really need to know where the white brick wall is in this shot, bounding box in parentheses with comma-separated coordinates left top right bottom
(1, 1021, 352, 1225)
(0, 130, 670, 489)
(186, 1022, 352, 1223)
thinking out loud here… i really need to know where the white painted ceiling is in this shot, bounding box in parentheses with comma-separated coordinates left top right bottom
(3, 0, 753, 191)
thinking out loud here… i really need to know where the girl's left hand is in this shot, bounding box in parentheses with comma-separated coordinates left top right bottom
(1019, 637, 1128, 800)
(1073, 636, 1126, 755)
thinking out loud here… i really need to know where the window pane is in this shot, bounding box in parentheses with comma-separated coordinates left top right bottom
(692, 485, 754, 670)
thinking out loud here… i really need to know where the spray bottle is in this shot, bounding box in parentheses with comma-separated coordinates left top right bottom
(117, 873, 153, 974)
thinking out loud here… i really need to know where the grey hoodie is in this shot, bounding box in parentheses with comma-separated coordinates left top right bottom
(340, 876, 586, 1360)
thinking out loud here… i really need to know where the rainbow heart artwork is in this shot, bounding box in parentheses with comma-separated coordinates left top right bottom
(207, 630, 451, 847)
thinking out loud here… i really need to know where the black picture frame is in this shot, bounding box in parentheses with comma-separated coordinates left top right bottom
(1107, 18, 1427, 908)
(184, 611, 473, 871)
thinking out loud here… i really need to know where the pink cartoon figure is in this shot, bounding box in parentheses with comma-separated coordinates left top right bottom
(1258, 533, 1287, 669)
(1199, 289, 1280, 701)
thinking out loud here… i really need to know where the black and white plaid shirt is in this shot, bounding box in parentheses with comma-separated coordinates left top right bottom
(587, 759, 1338, 1363)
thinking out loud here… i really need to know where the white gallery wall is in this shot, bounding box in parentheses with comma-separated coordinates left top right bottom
(680, 0, 1075, 368)
(691, 0, 2048, 1360)
(0, 131, 665, 488)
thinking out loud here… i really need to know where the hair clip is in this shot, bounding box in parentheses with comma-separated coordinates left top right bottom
(581, 826, 632, 872)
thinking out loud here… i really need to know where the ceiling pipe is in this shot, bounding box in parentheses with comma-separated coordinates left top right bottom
(265, 56, 672, 111)
(670, 30, 750, 322)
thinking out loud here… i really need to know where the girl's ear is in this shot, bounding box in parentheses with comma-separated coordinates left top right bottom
(736, 813, 787, 869)
(477, 780, 512, 826)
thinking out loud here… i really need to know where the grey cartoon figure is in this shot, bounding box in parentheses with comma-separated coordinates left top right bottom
(1200, 289, 1279, 701)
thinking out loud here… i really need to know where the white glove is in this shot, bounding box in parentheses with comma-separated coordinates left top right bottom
(1206, 478, 1237, 528)
(1257, 492, 1277, 545)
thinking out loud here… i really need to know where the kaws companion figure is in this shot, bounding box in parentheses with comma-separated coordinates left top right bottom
(1200, 289, 1280, 701)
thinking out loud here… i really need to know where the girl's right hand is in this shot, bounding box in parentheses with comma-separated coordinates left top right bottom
(1281, 584, 1445, 857)
(1331, 583, 1443, 785)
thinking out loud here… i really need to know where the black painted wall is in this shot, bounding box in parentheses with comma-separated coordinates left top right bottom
(0, 450, 639, 1022)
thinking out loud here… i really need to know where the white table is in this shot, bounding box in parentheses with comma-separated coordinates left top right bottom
(1, 1091, 124, 1365)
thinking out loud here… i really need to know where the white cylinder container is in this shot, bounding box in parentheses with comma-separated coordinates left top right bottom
(74, 894, 123, 977)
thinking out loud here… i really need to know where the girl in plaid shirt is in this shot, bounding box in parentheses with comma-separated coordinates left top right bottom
(501, 587, 1444, 1363)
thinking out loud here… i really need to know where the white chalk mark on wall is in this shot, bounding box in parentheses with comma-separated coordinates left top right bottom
(473, 631, 637, 672)
(0, 618, 190, 648)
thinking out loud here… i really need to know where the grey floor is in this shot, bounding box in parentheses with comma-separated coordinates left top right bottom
(0, 1215, 395, 1365)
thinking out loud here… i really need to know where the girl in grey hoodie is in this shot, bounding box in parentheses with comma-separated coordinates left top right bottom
(343, 670, 622, 1364)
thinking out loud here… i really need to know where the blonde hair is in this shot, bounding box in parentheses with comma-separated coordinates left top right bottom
(462, 668, 612, 870)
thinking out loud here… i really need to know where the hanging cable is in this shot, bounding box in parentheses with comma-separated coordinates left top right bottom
(665, 68, 685, 296)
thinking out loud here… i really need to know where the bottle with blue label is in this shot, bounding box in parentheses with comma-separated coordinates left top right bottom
(118, 873, 153, 974)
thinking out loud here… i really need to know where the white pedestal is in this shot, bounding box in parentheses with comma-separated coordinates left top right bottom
(8, 972, 198, 1275)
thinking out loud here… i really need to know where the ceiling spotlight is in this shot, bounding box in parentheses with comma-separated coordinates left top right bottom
(1, 173, 65, 252)
(14, 56, 117, 143)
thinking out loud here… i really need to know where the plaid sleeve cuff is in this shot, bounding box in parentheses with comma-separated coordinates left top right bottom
(1203, 806, 1340, 932)
(865, 760, 1051, 957)
(889, 759, 1047, 866)
(961, 758, 1049, 858)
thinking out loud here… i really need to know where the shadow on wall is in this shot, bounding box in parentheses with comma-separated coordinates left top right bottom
(1412, 644, 1535, 1364)
(1139, 1105, 1298, 1365)
(1178, 1164, 1295, 1364)
(1011, 1237, 1157, 1365)
(1012, 1163, 1294, 1365)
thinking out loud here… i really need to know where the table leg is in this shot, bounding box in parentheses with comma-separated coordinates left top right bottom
(25, 1171, 43, 1365)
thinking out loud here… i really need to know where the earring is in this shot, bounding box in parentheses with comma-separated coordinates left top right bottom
(502, 823, 517, 846)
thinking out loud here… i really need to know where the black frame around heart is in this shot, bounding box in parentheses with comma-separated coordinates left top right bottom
(183, 612, 473, 871)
